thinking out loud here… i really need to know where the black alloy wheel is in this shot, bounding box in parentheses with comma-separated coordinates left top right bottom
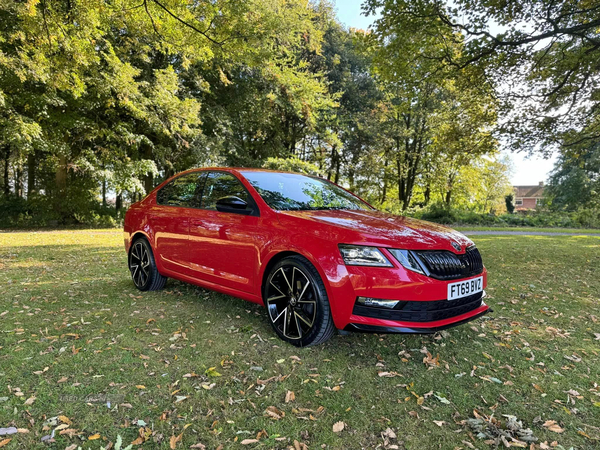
(128, 238, 167, 291)
(264, 255, 336, 347)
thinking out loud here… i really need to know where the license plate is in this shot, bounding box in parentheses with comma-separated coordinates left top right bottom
(447, 276, 483, 301)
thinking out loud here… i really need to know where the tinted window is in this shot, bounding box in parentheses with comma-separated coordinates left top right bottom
(240, 171, 372, 211)
(157, 172, 204, 207)
(201, 172, 250, 210)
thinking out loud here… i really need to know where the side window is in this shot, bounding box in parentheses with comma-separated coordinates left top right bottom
(157, 173, 204, 207)
(201, 172, 250, 210)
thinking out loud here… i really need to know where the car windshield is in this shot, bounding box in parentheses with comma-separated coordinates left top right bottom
(240, 171, 373, 211)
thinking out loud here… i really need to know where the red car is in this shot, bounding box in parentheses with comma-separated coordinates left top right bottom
(124, 168, 489, 346)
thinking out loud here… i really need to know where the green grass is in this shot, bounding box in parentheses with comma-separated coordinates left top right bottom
(1, 230, 599, 449)
(453, 226, 600, 233)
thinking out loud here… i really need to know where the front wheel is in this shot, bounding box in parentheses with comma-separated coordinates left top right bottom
(264, 255, 336, 347)
(128, 238, 167, 291)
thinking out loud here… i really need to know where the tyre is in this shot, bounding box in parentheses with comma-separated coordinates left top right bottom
(264, 255, 336, 347)
(128, 237, 167, 291)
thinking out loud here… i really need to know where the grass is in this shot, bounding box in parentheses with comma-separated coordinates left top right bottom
(453, 226, 600, 234)
(1, 230, 599, 450)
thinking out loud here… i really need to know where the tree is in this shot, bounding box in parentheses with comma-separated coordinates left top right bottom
(505, 194, 515, 214)
(547, 142, 600, 211)
(0, 0, 332, 223)
(363, 0, 600, 154)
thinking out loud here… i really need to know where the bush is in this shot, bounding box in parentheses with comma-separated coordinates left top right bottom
(405, 203, 600, 229)
(0, 195, 122, 229)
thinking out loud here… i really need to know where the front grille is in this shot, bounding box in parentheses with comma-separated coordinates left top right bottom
(352, 292, 483, 322)
(414, 246, 483, 280)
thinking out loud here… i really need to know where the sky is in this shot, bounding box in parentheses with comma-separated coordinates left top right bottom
(331, 0, 557, 186)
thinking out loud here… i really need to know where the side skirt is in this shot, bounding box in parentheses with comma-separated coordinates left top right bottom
(161, 269, 264, 306)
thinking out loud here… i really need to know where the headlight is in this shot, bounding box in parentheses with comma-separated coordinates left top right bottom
(387, 249, 425, 275)
(338, 245, 393, 267)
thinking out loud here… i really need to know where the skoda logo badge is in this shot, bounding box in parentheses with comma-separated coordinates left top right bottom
(451, 242, 461, 252)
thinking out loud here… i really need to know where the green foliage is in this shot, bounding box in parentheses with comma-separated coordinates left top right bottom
(363, 0, 600, 153)
(505, 194, 515, 214)
(547, 142, 600, 211)
(412, 203, 600, 229)
(262, 157, 320, 175)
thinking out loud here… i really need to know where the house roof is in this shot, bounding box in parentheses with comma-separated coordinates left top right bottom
(514, 185, 545, 198)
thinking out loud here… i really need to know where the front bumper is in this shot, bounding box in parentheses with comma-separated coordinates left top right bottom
(326, 257, 489, 331)
(344, 302, 491, 334)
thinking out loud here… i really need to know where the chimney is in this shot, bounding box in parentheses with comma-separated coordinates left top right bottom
(539, 181, 544, 187)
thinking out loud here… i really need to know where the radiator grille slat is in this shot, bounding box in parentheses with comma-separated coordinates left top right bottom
(415, 246, 483, 280)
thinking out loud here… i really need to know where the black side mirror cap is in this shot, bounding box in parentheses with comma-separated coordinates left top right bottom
(215, 196, 251, 214)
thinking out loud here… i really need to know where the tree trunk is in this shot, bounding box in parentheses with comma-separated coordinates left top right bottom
(3, 148, 10, 197)
(102, 180, 107, 207)
(334, 154, 341, 184)
(144, 174, 154, 195)
(424, 184, 431, 206)
(16, 165, 23, 198)
(381, 157, 389, 203)
(445, 189, 452, 205)
(27, 152, 36, 198)
(115, 193, 122, 212)
(55, 155, 68, 221)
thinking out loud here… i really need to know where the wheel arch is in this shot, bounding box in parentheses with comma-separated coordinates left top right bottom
(129, 231, 151, 251)
(260, 251, 305, 298)
(260, 249, 334, 305)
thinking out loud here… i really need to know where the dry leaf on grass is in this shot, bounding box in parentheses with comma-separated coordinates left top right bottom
(0, 439, 11, 448)
(332, 421, 345, 433)
(58, 415, 71, 425)
(264, 406, 285, 420)
(24, 396, 36, 405)
(241, 439, 259, 445)
(285, 391, 295, 403)
(543, 420, 564, 433)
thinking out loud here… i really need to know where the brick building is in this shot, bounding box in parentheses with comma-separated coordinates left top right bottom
(513, 182, 545, 211)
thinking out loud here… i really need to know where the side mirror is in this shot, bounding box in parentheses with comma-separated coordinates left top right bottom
(215, 196, 250, 214)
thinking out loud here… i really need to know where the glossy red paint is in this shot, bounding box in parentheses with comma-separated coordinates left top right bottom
(124, 167, 489, 332)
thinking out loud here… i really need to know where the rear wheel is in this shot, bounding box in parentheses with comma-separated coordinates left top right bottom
(264, 255, 336, 347)
(128, 238, 167, 291)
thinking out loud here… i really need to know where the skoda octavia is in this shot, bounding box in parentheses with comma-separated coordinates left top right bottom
(124, 168, 489, 346)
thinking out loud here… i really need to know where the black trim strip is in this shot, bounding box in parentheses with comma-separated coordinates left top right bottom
(343, 308, 491, 334)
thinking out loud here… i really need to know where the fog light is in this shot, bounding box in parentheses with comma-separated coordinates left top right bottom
(356, 297, 400, 309)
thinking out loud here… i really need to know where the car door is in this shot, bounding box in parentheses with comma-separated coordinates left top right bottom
(187, 171, 262, 293)
(149, 172, 204, 274)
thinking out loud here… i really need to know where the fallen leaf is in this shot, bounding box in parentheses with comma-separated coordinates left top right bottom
(241, 439, 259, 445)
(285, 391, 295, 403)
(205, 367, 222, 377)
(24, 396, 36, 405)
(264, 406, 285, 420)
(542, 420, 564, 433)
(0, 439, 11, 448)
(57, 377, 68, 383)
(190, 444, 206, 449)
(58, 415, 71, 425)
(88, 434, 101, 440)
(433, 420, 446, 427)
(136, 385, 146, 389)
(382, 428, 396, 439)
(332, 421, 345, 433)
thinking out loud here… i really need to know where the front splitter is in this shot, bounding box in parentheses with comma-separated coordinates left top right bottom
(343, 308, 492, 334)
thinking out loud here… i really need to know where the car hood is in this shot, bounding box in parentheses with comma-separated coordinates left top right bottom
(277, 209, 474, 252)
